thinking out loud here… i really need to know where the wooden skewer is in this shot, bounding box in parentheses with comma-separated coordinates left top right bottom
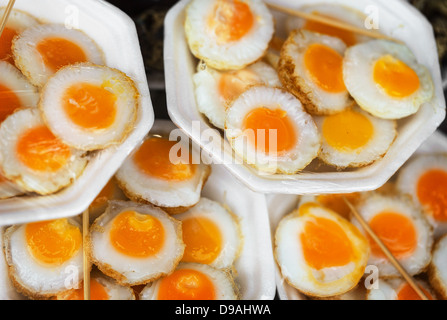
(0, 0, 16, 37)
(342, 197, 429, 301)
(82, 208, 91, 301)
(266, 2, 402, 43)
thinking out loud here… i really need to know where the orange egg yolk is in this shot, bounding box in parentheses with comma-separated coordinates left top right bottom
(36, 37, 87, 72)
(0, 27, 18, 64)
(316, 193, 361, 220)
(243, 107, 297, 154)
(397, 282, 433, 300)
(181, 216, 223, 265)
(208, 0, 254, 43)
(0, 83, 21, 123)
(417, 169, 447, 222)
(303, 12, 357, 47)
(134, 137, 196, 181)
(63, 83, 117, 130)
(218, 69, 260, 101)
(300, 217, 354, 270)
(25, 219, 82, 266)
(89, 179, 115, 211)
(109, 210, 165, 258)
(58, 278, 109, 300)
(16, 125, 71, 172)
(373, 55, 420, 98)
(304, 43, 346, 93)
(322, 109, 374, 152)
(368, 212, 417, 259)
(157, 268, 216, 300)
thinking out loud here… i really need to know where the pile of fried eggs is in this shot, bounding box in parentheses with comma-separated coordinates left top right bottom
(275, 152, 447, 300)
(185, 0, 435, 174)
(0, 8, 140, 198)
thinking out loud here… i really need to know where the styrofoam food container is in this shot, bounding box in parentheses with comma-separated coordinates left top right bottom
(0, 120, 277, 300)
(164, 0, 446, 195)
(0, 0, 154, 226)
(267, 130, 447, 300)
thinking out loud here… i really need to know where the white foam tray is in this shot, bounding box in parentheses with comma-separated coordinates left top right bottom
(267, 130, 447, 300)
(0, 0, 154, 226)
(0, 120, 277, 300)
(164, 0, 446, 195)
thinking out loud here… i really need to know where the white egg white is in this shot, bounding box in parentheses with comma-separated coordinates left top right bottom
(185, 0, 274, 70)
(343, 40, 434, 119)
(278, 30, 353, 115)
(13, 23, 104, 87)
(88, 200, 185, 286)
(193, 60, 281, 129)
(139, 262, 239, 300)
(428, 234, 447, 299)
(367, 278, 435, 300)
(0, 108, 87, 195)
(225, 85, 321, 174)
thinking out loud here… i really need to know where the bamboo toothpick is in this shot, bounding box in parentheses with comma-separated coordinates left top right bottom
(0, 0, 16, 37)
(342, 197, 429, 301)
(82, 208, 91, 301)
(266, 2, 402, 44)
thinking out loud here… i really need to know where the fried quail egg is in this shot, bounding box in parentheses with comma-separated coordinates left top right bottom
(367, 278, 435, 300)
(139, 262, 239, 300)
(0, 174, 23, 199)
(225, 85, 321, 174)
(0, 8, 39, 65)
(0, 61, 39, 123)
(314, 106, 396, 168)
(396, 154, 447, 237)
(299, 192, 362, 220)
(352, 193, 433, 278)
(88, 200, 185, 286)
(185, 0, 274, 70)
(115, 134, 211, 214)
(428, 234, 447, 299)
(343, 40, 434, 119)
(0, 108, 87, 195)
(278, 30, 354, 115)
(285, 3, 369, 47)
(39, 63, 139, 151)
(193, 60, 281, 129)
(274, 203, 369, 298)
(13, 23, 104, 87)
(175, 198, 242, 269)
(54, 270, 136, 300)
(3, 218, 83, 300)
(88, 177, 127, 223)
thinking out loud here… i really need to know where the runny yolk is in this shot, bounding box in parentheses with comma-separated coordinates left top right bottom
(322, 109, 374, 152)
(25, 219, 82, 266)
(368, 212, 417, 259)
(36, 37, 87, 72)
(208, 0, 254, 43)
(16, 125, 71, 172)
(397, 282, 433, 300)
(0, 83, 21, 123)
(58, 278, 109, 300)
(157, 268, 216, 300)
(134, 137, 196, 181)
(417, 169, 447, 222)
(303, 12, 357, 47)
(218, 69, 260, 101)
(181, 216, 223, 265)
(304, 43, 346, 93)
(0, 27, 18, 64)
(316, 193, 361, 220)
(109, 210, 165, 258)
(243, 107, 297, 154)
(63, 83, 117, 130)
(373, 55, 420, 98)
(300, 217, 354, 270)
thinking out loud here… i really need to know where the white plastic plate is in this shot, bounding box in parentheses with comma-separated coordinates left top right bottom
(164, 0, 446, 195)
(267, 130, 447, 300)
(0, 0, 154, 226)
